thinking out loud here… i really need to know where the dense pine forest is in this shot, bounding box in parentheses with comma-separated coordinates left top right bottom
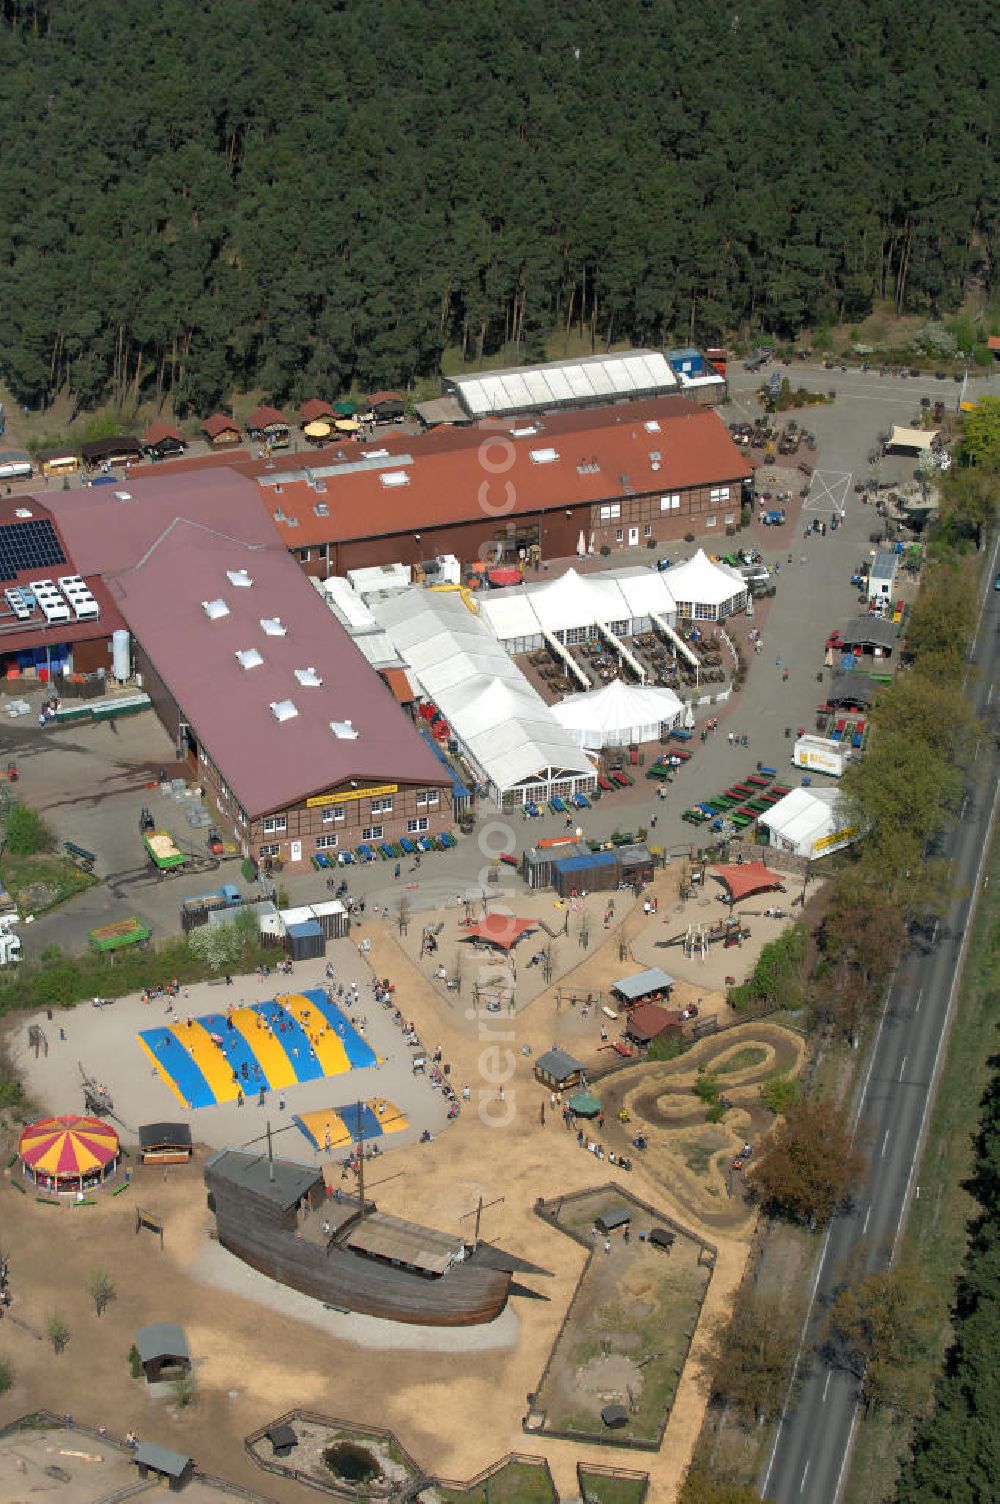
(0, 0, 998, 413)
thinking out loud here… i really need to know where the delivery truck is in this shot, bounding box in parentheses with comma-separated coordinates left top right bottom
(792, 735, 849, 777)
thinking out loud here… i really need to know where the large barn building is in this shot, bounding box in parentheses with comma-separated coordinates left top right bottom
(252, 396, 751, 578)
(46, 472, 451, 870)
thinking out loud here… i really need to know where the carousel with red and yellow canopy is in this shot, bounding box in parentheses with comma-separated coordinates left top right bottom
(18, 1114, 121, 1194)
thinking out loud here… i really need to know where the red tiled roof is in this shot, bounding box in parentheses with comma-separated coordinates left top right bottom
(300, 398, 336, 423)
(254, 396, 750, 547)
(988, 336, 1000, 353)
(143, 420, 184, 447)
(367, 390, 403, 406)
(202, 413, 241, 440)
(247, 405, 288, 429)
(381, 668, 415, 703)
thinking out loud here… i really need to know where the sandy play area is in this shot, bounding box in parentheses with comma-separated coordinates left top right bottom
(0, 861, 808, 1503)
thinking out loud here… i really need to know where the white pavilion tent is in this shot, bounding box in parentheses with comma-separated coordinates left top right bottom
(550, 679, 684, 749)
(370, 589, 595, 805)
(663, 549, 748, 621)
(757, 787, 858, 860)
(478, 565, 678, 653)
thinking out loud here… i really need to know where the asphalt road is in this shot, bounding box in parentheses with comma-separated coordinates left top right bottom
(760, 530, 1000, 1504)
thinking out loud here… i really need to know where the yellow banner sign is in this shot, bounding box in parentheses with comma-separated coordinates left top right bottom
(812, 825, 857, 854)
(306, 784, 397, 809)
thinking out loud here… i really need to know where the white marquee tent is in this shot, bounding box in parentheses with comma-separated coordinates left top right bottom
(757, 786, 858, 860)
(663, 549, 748, 620)
(478, 565, 678, 652)
(550, 679, 684, 749)
(369, 589, 595, 805)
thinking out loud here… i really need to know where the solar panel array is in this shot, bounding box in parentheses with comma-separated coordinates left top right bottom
(452, 351, 678, 418)
(0, 519, 66, 582)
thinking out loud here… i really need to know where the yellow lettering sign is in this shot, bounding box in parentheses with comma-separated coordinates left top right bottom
(306, 784, 398, 809)
(812, 826, 857, 854)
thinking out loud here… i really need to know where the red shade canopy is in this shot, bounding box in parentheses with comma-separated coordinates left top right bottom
(461, 915, 537, 951)
(712, 859, 785, 903)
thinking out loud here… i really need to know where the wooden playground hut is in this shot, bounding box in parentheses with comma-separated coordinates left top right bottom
(138, 1122, 193, 1165)
(135, 1322, 191, 1383)
(534, 1046, 584, 1091)
(624, 1002, 682, 1047)
(133, 1442, 193, 1491)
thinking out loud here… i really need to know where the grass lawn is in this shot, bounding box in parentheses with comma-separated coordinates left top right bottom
(576, 1469, 648, 1504)
(842, 824, 1000, 1504)
(437, 1460, 557, 1504)
(0, 853, 96, 914)
(715, 1046, 767, 1075)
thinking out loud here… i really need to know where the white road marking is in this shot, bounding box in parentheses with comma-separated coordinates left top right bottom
(803, 470, 853, 513)
(988, 684, 995, 706)
(862, 1205, 871, 1235)
(915, 987, 923, 1014)
(800, 1460, 811, 1494)
(881, 1129, 890, 1158)
(823, 1370, 832, 1402)
(899, 1055, 907, 1082)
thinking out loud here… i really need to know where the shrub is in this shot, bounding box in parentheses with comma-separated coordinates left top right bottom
(706, 1102, 726, 1123)
(240, 857, 257, 884)
(46, 1312, 70, 1355)
(684, 532, 696, 543)
(0, 1354, 11, 1393)
(128, 1343, 142, 1379)
(3, 802, 55, 856)
(694, 1068, 721, 1104)
(761, 1074, 800, 1115)
(647, 1034, 686, 1063)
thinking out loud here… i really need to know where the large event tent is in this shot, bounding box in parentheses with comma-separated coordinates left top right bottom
(712, 859, 785, 904)
(550, 678, 683, 749)
(757, 786, 859, 860)
(478, 565, 678, 653)
(370, 589, 595, 806)
(663, 549, 747, 621)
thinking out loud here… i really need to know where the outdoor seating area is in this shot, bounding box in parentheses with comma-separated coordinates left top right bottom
(325, 830, 456, 867)
(631, 628, 727, 689)
(681, 769, 793, 831)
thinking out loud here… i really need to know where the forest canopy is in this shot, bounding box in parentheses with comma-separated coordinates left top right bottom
(0, 0, 998, 413)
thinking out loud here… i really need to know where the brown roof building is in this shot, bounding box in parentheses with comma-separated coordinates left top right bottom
(300, 398, 336, 424)
(202, 413, 242, 446)
(624, 1003, 682, 1045)
(251, 395, 751, 577)
(49, 470, 451, 868)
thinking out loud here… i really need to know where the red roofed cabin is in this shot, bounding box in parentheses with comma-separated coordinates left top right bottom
(247, 406, 291, 450)
(143, 421, 187, 460)
(202, 413, 242, 448)
(300, 399, 336, 425)
(988, 336, 1000, 360)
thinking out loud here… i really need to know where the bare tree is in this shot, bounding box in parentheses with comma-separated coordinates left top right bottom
(46, 1311, 70, 1355)
(88, 1266, 115, 1318)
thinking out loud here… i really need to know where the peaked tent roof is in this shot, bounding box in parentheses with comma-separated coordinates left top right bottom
(19, 1114, 119, 1176)
(550, 678, 683, 744)
(664, 549, 747, 607)
(757, 786, 850, 853)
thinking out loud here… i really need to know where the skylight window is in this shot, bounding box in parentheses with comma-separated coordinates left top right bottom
(644, 420, 661, 433)
(295, 667, 323, 687)
(260, 617, 286, 636)
(330, 719, 359, 740)
(379, 470, 410, 487)
(203, 598, 229, 620)
(235, 648, 263, 670)
(270, 699, 299, 722)
(227, 569, 253, 588)
(529, 446, 559, 464)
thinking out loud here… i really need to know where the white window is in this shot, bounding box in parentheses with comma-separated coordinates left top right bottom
(259, 842, 280, 858)
(416, 790, 428, 807)
(599, 503, 621, 521)
(643, 523, 652, 538)
(298, 548, 311, 563)
(724, 513, 735, 526)
(695, 602, 714, 620)
(710, 486, 730, 502)
(659, 494, 681, 511)
(263, 815, 287, 833)
(705, 515, 717, 528)
(615, 528, 624, 543)
(407, 817, 429, 834)
(321, 808, 336, 824)
(427, 790, 439, 806)
(331, 805, 345, 823)
(370, 797, 394, 815)
(362, 824, 383, 841)
(315, 834, 338, 849)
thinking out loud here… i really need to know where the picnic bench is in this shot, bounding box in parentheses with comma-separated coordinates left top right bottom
(63, 840, 96, 872)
